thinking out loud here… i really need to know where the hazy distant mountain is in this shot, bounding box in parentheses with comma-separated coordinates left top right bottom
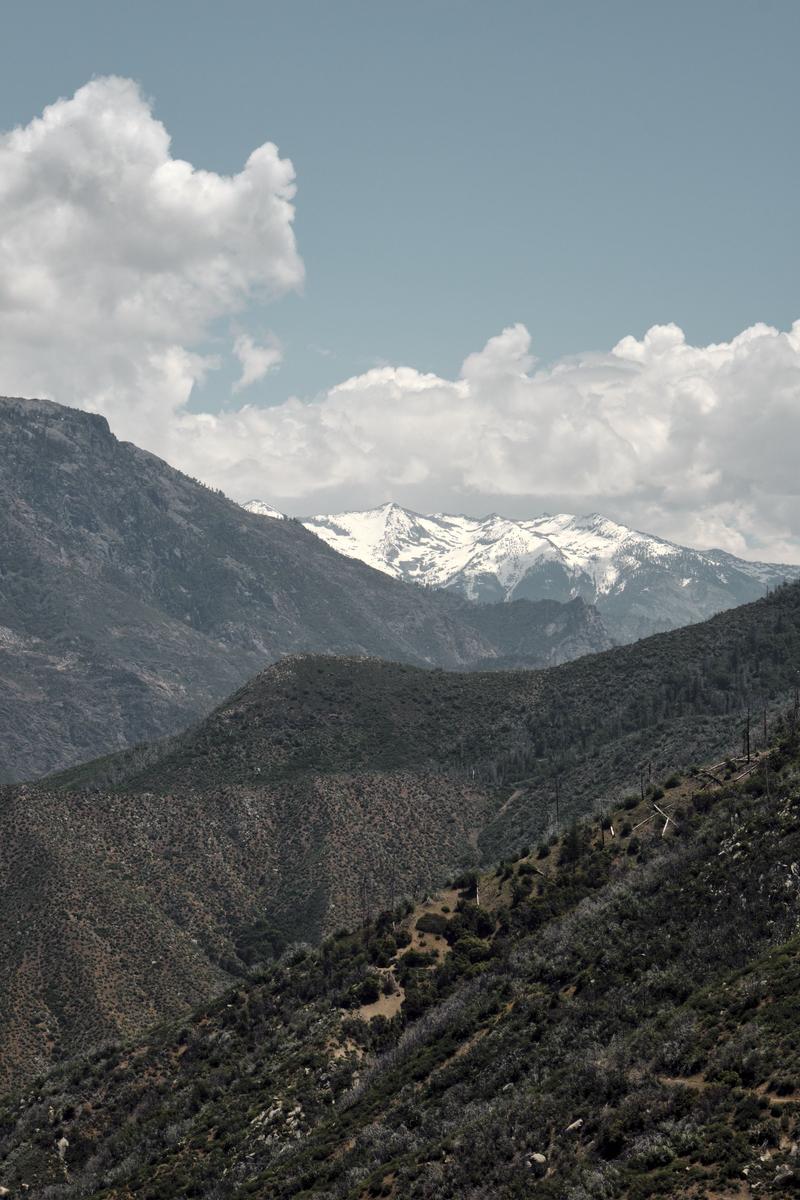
(251, 500, 800, 642)
(0, 398, 609, 781)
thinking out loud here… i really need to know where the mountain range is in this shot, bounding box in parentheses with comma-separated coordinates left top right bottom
(245, 500, 800, 643)
(0, 397, 609, 782)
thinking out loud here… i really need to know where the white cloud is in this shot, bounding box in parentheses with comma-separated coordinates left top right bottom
(162, 320, 800, 564)
(460, 322, 534, 379)
(232, 333, 282, 391)
(2, 80, 799, 564)
(0, 76, 302, 443)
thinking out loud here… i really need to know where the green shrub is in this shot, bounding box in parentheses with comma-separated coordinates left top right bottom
(416, 912, 448, 936)
(451, 935, 492, 964)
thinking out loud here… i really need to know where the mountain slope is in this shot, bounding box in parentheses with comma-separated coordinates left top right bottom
(3, 582, 800, 1089)
(0, 397, 608, 782)
(96, 578, 800, 842)
(3, 729, 800, 1199)
(454, 595, 611, 669)
(283, 500, 800, 642)
(0, 765, 489, 1090)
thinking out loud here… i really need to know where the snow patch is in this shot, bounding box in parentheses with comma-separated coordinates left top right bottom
(244, 500, 285, 519)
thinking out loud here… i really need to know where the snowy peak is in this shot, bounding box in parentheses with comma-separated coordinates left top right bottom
(240, 500, 800, 643)
(243, 500, 285, 519)
(300, 504, 693, 606)
(300, 502, 432, 578)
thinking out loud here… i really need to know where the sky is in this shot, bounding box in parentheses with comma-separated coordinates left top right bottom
(1, 1, 800, 561)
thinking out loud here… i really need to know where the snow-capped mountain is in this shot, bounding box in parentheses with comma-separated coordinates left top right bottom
(244, 501, 798, 643)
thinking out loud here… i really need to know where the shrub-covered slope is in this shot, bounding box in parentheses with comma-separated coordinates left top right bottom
(0, 767, 490, 1091)
(2, 581, 797, 1088)
(2, 580, 800, 1091)
(3, 726, 800, 1199)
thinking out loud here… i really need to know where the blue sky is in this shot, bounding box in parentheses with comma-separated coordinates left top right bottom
(3, 0, 799, 402)
(2, 1, 800, 559)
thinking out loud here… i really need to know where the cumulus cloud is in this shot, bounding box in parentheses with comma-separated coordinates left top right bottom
(162, 320, 800, 564)
(2, 79, 799, 563)
(232, 333, 282, 392)
(460, 322, 534, 379)
(0, 75, 302, 443)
